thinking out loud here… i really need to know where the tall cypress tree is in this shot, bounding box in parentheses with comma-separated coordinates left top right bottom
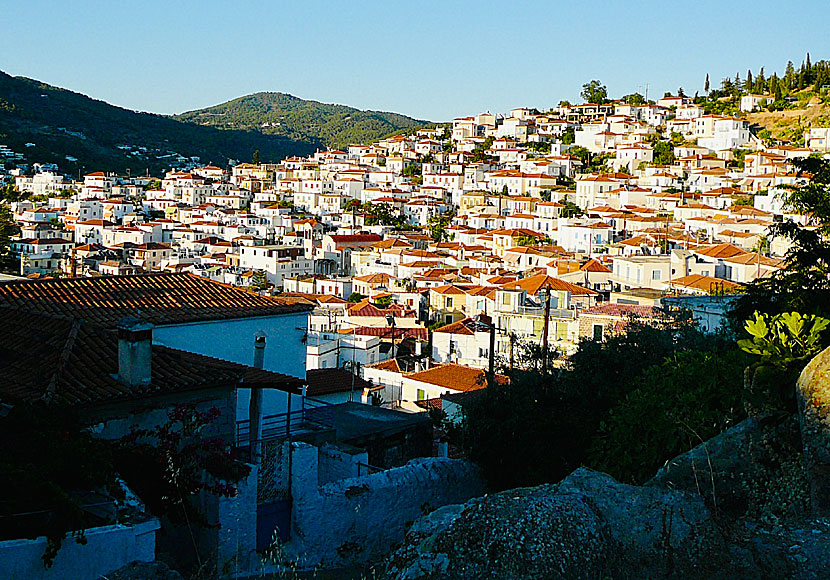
(704, 73, 710, 93)
(746, 69, 754, 92)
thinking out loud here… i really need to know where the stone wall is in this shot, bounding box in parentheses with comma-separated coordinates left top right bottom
(0, 519, 159, 580)
(285, 442, 485, 567)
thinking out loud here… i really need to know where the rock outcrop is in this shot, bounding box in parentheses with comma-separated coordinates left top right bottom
(796, 345, 830, 517)
(386, 468, 757, 580)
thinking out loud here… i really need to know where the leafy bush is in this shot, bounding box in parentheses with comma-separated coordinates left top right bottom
(588, 349, 749, 483)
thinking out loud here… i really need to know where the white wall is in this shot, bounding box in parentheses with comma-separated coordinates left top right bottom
(152, 312, 309, 419)
(0, 520, 159, 580)
(285, 442, 485, 567)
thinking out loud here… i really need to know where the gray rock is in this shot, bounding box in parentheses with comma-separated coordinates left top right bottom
(647, 417, 765, 511)
(386, 468, 757, 580)
(797, 346, 830, 517)
(105, 560, 183, 580)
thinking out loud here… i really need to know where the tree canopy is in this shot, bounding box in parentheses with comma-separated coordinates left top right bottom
(581, 80, 609, 104)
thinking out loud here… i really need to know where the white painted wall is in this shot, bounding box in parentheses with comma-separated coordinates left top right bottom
(285, 442, 485, 567)
(152, 312, 309, 419)
(0, 520, 159, 580)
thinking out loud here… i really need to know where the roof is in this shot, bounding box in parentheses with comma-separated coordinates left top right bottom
(305, 368, 372, 396)
(405, 363, 507, 392)
(433, 317, 487, 336)
(501, 273, 598, 296)
(0, 273, 311, 328)
(670, 274, 742, 293)
(582, 303, 660, 318)
(0, 306, 302, 407)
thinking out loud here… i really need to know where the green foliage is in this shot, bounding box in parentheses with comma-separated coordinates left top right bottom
(347, 292, 366, 303)
(0, 71, 318, 174)
(738, 311, 830, 369)
(622, 92, 645, 105)
(589, 349, 749, 483)
(173, 92, 428, 151)
(568, 145, 590, 166)
(581, 80, 608, 104)
(463, 320, 743, 490)
(733, 157, 830, 322)
(374, 295, 393, 307)
(0, 204, 20, 270)
(428, 212, 454, 243)
(653, 140, 675, 165)
(560, 201, 583, 218)
(0, 184, 28, 203)
(524, 140, 551, 153)
(560, 128, 575, 145)
(360, 201, 405, 227)
(251, 269, 269, 290)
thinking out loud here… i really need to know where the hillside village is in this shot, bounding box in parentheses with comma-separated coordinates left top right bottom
(3, 88, 828, 385)
(2, 67, 830, 578)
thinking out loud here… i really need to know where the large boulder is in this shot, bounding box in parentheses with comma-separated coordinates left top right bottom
(796, 346, 830, 517)
(386, 468, 757, 580)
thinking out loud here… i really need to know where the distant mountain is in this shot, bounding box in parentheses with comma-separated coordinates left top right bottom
(174, 92, 429, 151)
(0, 71, 318, 175)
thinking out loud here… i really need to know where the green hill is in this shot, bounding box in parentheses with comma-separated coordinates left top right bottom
(174, 92, 429, 150)
(0, 71, 317, 175)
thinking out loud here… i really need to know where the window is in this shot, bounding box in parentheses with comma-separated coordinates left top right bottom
(417, 389, 426, 401)
(592, 324, 604, 341)
(478, 347, 488, 359)
(502, 292, 511, 306)
(652, 269, 662, 281)
(445, 297, 453, 309)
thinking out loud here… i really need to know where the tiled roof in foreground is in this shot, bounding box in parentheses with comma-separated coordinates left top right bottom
(0, 306, 303, 407)
(0, 273, 311, 328)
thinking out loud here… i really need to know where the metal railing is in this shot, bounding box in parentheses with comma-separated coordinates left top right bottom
(235, 396, 335, 448)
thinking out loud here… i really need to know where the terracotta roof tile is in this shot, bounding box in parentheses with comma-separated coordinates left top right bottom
(0, 273, 310, 328)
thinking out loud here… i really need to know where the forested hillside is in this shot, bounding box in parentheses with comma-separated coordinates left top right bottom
(0, 72, 317, 175)
(174, 92, 429, 150)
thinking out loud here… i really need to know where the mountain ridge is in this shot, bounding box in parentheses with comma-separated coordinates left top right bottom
(0, 72, 427, 175)
(174, 91, 430, 150)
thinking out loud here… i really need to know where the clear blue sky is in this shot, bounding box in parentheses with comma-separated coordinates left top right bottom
(2, 1, 828, 121)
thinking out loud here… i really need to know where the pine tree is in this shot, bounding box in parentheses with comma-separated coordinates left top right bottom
(804, 53, 814, 85)
(785, 61, 795, 90)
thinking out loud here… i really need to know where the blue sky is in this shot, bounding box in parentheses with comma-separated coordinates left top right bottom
(2, 1, 828, 121)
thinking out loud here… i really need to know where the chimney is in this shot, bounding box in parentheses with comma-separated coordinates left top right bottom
(249, 331, 267, 463)
(117, 317, 153, 386)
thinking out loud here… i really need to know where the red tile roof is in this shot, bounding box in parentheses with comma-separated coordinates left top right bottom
(405, 363, 507, 392)
(0, 307, 302, 407)
(0, 273, 310, 328)
(305, 368, 372, 396)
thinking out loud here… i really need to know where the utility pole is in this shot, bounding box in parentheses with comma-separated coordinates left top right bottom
(541, 285, 552, 374)
(488, 318, 496, 387)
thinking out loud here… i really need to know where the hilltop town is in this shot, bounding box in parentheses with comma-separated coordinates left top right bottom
(3, 66, 830, 579)
(3, 81, 828, 381)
